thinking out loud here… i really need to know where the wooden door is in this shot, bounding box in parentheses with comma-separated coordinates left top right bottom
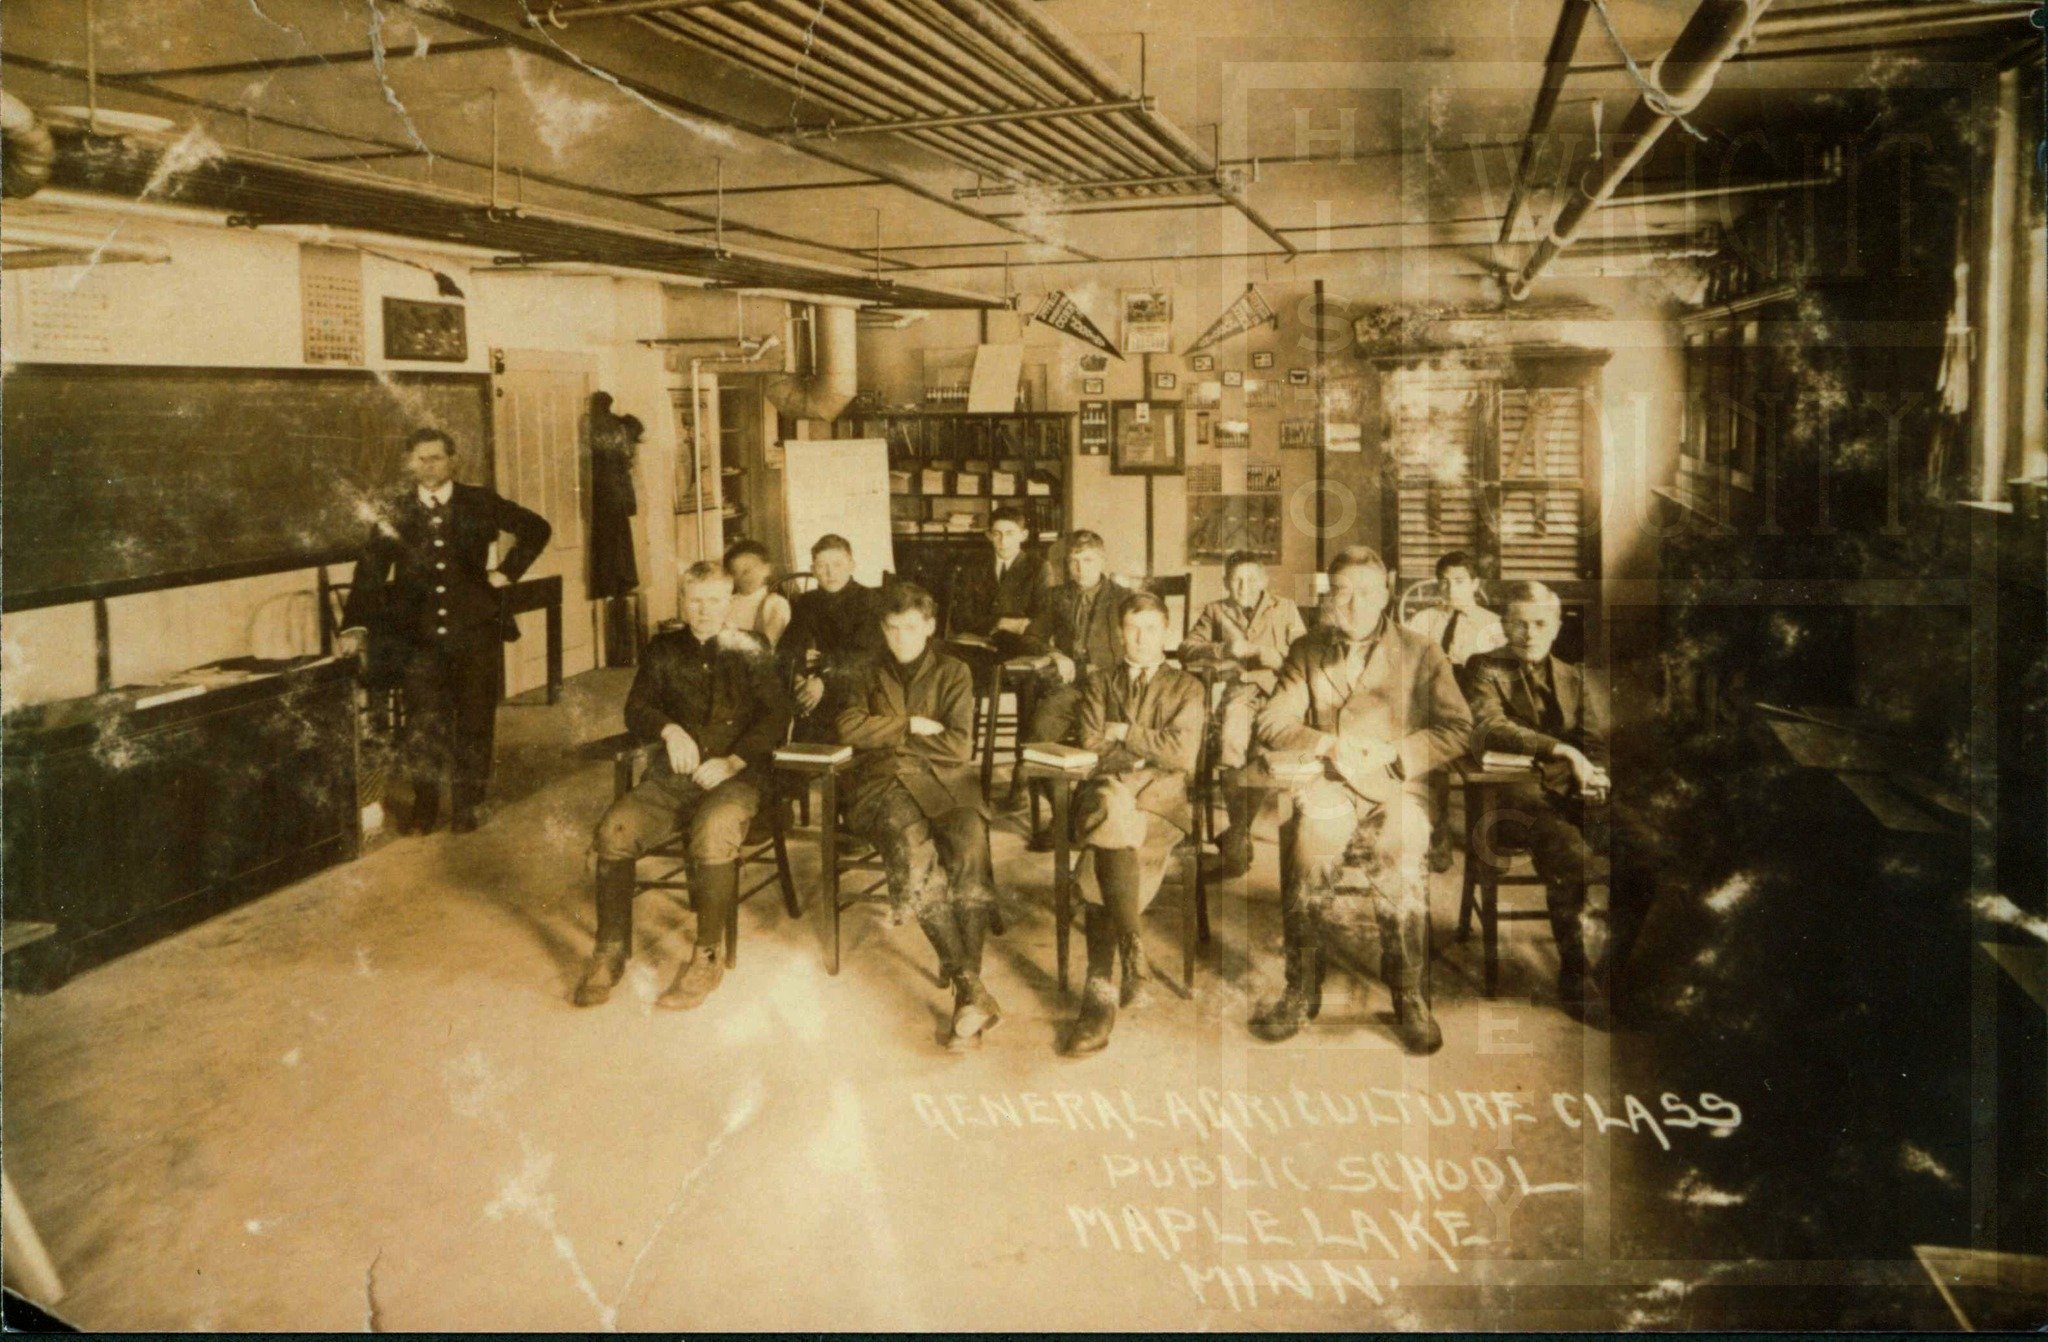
(492, 349, 595, 696)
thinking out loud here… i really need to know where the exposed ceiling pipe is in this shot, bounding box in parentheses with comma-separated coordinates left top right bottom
(1509, 0, 1774, 301)
(1, 91, 56, 198)
(765, 303, 860, 422)
(1499, 0, 1592, 245)
(1594, 154, 1841, 210)
(960, 0, 1300, 253)
(1752, 1, 2029, 38)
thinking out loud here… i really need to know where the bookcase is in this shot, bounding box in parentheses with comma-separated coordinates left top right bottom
(829, 410, 1073, 600)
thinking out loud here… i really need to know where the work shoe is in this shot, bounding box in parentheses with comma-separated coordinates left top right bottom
(1426, 839, 1455, 874)
(948, 973, 1003, 1048)
(1557, 963, 1610, 1030)
(1063, 976, 1118, 1056)
(573, 945, 627, 1007)
(657, 946, 724, 1010)
(1391, 987, 1445, 1055)
(1117, 932, 1150, 1009)
(1249, 985, 1312, 1042)
(1206, 828, 1252, 879)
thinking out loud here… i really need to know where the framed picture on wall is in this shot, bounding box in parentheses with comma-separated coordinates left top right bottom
(1195, 411, 1212, 445)
(1190, 354, 1215, 372)
(1288, 367, 1311, 385)
(1251, 350, 1275, 370)
(1083, 377, 1105, 395)
(1222, 369, 1244, 388)
(1153, 371, 1178, 391)
(1110, 399, 1183, 475)
(383, 297, 468, 362)
(1280, 418, 1314, 449)
(1120, 288, 1173, 354)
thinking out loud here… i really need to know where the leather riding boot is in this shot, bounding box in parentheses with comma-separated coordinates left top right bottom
(574, 858, 637, 1006)
(690, 861, 740, 960)
(407, 775, 441, 835)
(948, 905, 1002, 1046)
(1388, 888, 1444, 1055)
(1548, 885, 1598, 1023)
(1094, 849, 1148, 1008)
(1063, 906, 1119, 1055)
(1250, 897, 1319, 1042)
(1027, 780, 1057, 851)
(1211, 771, 1254, 878)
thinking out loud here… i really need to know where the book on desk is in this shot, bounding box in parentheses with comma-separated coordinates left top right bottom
(1023, 744, 1097, 771)
(775, 743, 854, 767)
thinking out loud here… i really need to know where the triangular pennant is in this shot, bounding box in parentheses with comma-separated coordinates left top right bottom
(1031, 291, 1124, 362)
(1187, 285, 1278, 353)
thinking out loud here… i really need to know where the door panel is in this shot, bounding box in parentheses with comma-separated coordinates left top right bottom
(493, 350, 595, 697)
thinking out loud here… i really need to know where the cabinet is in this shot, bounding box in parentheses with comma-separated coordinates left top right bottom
(2, 658, 360, 990)
(830, 410, 1073, 607)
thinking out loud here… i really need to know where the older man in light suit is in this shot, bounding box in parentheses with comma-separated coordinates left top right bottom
(1253, 547, 1472, 1053)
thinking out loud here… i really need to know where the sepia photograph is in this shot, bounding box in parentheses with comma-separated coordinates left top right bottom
(0, 0, 2044, 1333)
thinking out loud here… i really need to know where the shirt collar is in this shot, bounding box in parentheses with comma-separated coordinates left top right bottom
(418, 482, 454, 508)
(1335, 613, 1390, 654)
(1125, 659, 1162, 686)
(890, 647, 933, 684)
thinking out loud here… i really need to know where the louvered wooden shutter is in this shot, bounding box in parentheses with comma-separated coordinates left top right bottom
(1389, 365, 1496, 577)
(1496, 386, 1586, 580)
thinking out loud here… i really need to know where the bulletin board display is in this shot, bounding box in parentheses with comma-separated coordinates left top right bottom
(1, 364, 492, 611)
(780, 437, 897, 586)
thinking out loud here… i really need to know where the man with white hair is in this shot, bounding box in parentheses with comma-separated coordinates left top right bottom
(1465, 580, 1614, 1024)
(575, 561, 791, 1011)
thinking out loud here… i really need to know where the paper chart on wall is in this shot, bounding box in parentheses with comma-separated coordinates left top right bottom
(781, 438, 897, 586)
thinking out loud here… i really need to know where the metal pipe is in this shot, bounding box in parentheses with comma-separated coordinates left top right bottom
(534, 0, 752, 24)
(969, 0, 1299, 253)
(882, 0, 1176, 190)
(641, 177, 880, 199)
(657, 2, 1089, 185)
(102, 38, 501, 82)
(920, 0, 1215, 191)
(779, 97, 1153, 139)
(1572, 30, 2009, 71)
(1752, 1, 2028, 37)
(387, 0, 1095, 260)
(956, 169, 1219, 198)
(761, 0, 1163, 187)
(1509, 0, 1773, 300)
(1595, 162, 1839, 209)
(1499, 0, 1591, 244)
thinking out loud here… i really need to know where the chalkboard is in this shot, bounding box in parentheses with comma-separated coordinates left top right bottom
(2, 365, 493, 610)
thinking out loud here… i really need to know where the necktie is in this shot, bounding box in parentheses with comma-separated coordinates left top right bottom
(1525, 665, 1565, 733)
(1440, 610, 1460, 653)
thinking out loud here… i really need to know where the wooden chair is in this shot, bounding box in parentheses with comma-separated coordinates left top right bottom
(1396, 576, 1443, 625)
(1143, 572, 1194, 645)
(775, 747, 1005, 976)
(610, 737, 801, 969)
(1454, 761, 1607, 996)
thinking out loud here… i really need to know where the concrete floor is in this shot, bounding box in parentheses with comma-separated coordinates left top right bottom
(2, 670, 1966, 1331)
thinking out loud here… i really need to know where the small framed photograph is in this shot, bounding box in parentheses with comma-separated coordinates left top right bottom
(1288, 367, 1311, 386)
(1190, 353, 1215, 373)
(1222, 369, 1244, 387)
(1153, 371, 1178, 391)
(1194, 411, 1212, 445)
(1251, 350, 1275, 370)
(1081, 354, 1109, 372)
(1110, 399, 1184, 475)
(1083, 377, 1105, 395)
(1281, 418, 1314, 449)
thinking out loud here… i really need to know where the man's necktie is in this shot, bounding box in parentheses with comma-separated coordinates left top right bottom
(1439, 610, 1460, 653)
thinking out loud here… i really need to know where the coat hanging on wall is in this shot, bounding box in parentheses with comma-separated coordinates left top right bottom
(587, 392, 640, 600)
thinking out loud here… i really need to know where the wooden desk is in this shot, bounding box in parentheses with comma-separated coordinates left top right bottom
(1017, 759, 1088, 994)
(503, 574, 564, 705)
(2, 657, 360, 991)
(1454, 761, 1561, 997)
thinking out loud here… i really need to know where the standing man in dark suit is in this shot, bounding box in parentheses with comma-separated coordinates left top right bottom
(947, 506, 1046, 655)
(1465, 580, 1616, 1024)
(577, 561, 791, 1010)
(1019, 530, 1124, 848)
(779, 533, 881, 742)
(837, 583, 1001, 1048)
(1251, 547, 1471, 1054)
(339, 427, 551, 834)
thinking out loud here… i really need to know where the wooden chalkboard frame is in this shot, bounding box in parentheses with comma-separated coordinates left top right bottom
(1, 365, 493, 613)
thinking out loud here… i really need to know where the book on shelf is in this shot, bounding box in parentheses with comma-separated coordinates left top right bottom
(1026, 480, 1052, 497)
(955, 472, 984, 494)
(945, 513, 980, 533)
(128, 683, 210, 710)
(1023, 743, 1098, 771)
(948, 633, 996, 651)
(888, 471, 912, 495)
(1481, 751, 1536, 772)
(920, 468, 950, 493)
(989, 470, 1017, 495)
(775, 743, 853, 766)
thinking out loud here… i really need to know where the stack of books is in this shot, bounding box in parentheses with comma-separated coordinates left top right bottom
(1481, 750, 1536, 772)
(774, 743, 853, 767)
(1023, 743, 1097, 771)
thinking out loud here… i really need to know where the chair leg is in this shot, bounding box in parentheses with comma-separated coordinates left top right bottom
(1458, 854, 1477, 941)
(726, 891, 740, 968)
(1481, 877, 1500, 998)
(1183, 848, 1199, 994)
(770, 797, 801, 918)
(978, 686, 998, 799)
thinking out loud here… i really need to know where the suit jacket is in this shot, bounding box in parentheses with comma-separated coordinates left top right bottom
(1256, 619, 1472, 802)
(1182, 592, 1307, 693)
(947, 547, 1047, 639)
(625, 626, 791, 778)
(1075, 662, 1206, 833)
(1023, 579, 1124, 676)
(1403, 603, 1507, 669)
(836, 647, 982, 820)
(342, 482, 552, 654)
(780, 581, 882, 696)
(1465, 650, 1607, 781)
